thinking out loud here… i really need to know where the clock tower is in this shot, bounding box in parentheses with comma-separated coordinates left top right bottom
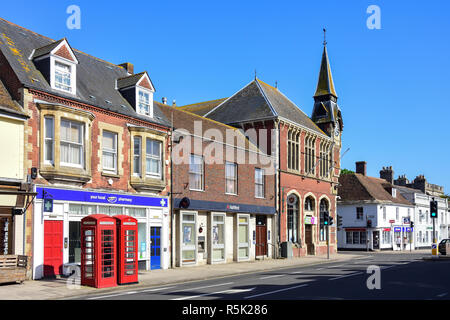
(311, 31, 343, 142)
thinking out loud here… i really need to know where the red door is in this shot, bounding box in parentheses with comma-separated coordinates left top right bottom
(44, 220, 63, 277)
(256, 216, 267, 256)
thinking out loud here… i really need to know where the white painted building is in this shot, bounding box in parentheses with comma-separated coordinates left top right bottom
(337, 162, 415, 251)
(397, 186, 449, 248)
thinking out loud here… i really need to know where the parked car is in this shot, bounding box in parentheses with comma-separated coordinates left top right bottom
(438, 239, 450, 255)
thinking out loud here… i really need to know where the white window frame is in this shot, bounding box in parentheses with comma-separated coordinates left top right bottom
(225, 162, 237, 195)
(237, 214, 250, 261)
(102, 130, 118, 174)
(145, 138, 162, 179)
(255, 168, 265, 199)
(189, 154, 204, 191)
(133, 136, 142, 177)
(181, 211, 197, 265)
(136, 87, 154, 118)
(60, 119, 84, 168)
(50, 55, 77, 95)
(44, 116, 54, 165)
(211, 213, 226, 263)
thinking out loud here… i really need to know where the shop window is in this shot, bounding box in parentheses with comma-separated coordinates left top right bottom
(238, 215, 249, 260)
(138, 223, 147, 260)
(212, 214, 225, 262)
(346, 231, 352, 244)
(0, 217, 13, 255)
(181, 212, 197, 264)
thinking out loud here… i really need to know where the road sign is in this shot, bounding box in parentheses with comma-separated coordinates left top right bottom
(403, 217, 410, 224)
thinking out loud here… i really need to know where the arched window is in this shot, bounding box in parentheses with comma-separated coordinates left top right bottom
(287, 194, 300, 243)
(319, 199, 329, 241)
(304, 196, 315, 212)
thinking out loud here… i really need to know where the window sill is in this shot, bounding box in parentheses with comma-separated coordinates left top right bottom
(101, 172, 120, 178)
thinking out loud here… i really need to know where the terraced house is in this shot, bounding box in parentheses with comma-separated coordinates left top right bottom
(0, 18, 171, 279)
(158, 103, 276, 266)
(180, 41, 343, 258)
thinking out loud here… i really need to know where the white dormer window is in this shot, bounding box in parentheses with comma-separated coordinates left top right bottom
(138, 90, 151, 116)
(54, 61, 72, 92)
(392, 188, 397, 198)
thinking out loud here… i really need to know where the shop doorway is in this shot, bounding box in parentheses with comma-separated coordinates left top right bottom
(305, 225, 314, 255)
(256, 215, 267, 256)
(44, 220, 63, 277)
(150, 227, 161, 270)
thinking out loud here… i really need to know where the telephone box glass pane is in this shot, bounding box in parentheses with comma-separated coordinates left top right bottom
(101, 229, 114, 278)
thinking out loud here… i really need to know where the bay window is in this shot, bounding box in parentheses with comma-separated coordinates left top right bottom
(133, 136, 142, 176)
(146, 138, 162, 178)
(44, 116, 54, 164)
(60, 119, 84, 167)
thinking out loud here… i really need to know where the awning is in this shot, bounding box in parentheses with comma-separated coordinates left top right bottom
(0, 189, 38, 215)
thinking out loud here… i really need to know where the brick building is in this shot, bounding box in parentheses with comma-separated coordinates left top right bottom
(0, 18, 171, 279)
(159, 103, 276, 266)
(180, 42, 343, 258)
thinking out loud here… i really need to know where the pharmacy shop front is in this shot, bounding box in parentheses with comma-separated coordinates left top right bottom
(32, 186, 169, 279)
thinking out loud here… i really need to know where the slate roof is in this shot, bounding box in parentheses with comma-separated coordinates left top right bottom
(178, 98, 227, 116)
(0, 78, 26, 117)
(157, 101, 261, 153)
(338, 173, 413, 206)
(204, 79, 326, 136)
(0, 18, 169, 127)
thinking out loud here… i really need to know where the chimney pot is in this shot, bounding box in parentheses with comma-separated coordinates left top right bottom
(162, 97, 168, 105)
(172, 99, 177, 107)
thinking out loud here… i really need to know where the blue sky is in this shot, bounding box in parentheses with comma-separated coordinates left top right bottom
(2, 1, 450, 194)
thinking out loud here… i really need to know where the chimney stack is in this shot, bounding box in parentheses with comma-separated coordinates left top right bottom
(355, 161, 367, 176)
(118, 62, 134, 75)
(380, 166, 394, 184)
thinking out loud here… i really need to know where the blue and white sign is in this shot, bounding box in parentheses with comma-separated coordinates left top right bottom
(36, 187, 168, 207)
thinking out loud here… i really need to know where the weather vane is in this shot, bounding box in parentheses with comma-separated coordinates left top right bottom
(323, 28, 327, 46)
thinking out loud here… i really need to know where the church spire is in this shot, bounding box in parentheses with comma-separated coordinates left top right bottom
(314, 29, 337, 99)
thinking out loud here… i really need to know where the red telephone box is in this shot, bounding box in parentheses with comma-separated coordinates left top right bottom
(113, 215, 139, 285)
(80, 214, 117, 288)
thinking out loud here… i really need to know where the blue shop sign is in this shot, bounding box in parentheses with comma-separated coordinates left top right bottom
(36, 187, 168, 208)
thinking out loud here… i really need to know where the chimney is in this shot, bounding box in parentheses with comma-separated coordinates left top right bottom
(355, 161, 367, 176)
(118, 62, 134, 75)
(162, 97, 168, 105)
(380, 166, 394, 184)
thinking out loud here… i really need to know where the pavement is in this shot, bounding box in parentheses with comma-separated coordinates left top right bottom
(0, 252, 366, 300)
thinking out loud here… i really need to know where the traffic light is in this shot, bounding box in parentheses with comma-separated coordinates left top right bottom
(430, 200, 438, 218)
(323, 212, 329, 225)
(337, 215, 343, 227)
(329, 216, 334, 226)
(410, 221, 414, 228)
(367, 219, 372, 228)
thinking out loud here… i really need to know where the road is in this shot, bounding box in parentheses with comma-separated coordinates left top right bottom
(74, 251, 450, 300)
